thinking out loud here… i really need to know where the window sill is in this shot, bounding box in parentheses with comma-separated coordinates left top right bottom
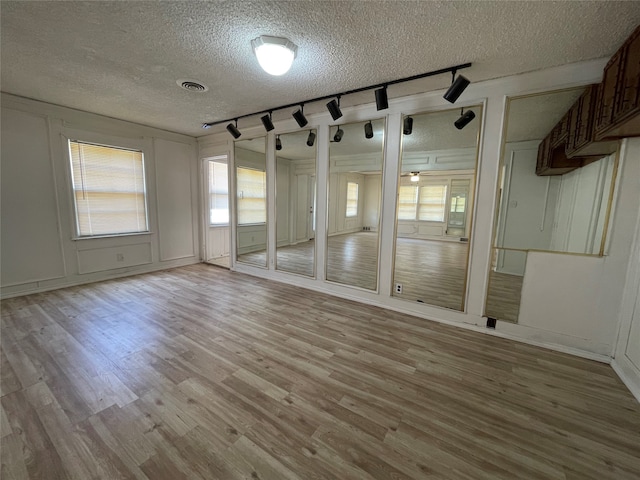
(72, 231, 153, 241)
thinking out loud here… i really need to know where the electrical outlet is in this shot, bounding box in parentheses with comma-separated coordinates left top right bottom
(116, 253, 124, 262)
(394, 283, 403, 294)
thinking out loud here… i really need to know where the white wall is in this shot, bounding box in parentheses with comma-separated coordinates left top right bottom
(363, 174, 381, 230)
(496, 141, 558, 275)
(1, 93, 199, 297)
(550, 155, 615, 254)
(612, 138, 640, 402)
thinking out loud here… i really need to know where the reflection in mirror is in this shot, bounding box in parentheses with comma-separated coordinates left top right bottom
(234, 137, 267, 267)
(486, 88, 619, 322)
(275, 130, 317, 277)
(326, 119, 385, 290)
(392, 106, 482, 311)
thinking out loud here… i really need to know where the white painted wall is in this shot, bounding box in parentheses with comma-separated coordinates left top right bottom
(550, 155, 615, 254)
(363, 174, 381, 230)
(496, 141, 558, 275)
(1, 93, 199, 298)
(612, 138, 640, 402)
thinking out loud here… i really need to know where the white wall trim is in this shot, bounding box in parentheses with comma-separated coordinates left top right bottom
(612, 360, 640, 403)
(1, 257, 199, 299)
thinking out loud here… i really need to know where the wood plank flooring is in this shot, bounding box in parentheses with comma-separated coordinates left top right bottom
(3, 264, 638, 479)
(485, 270, 524, 323)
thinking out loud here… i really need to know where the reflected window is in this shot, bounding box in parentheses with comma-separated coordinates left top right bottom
(208, 161, 229, 225)
(418, 184, 447, 222)
(346, 182, 359, 217)
(398, 185, 418, 220)
(237, 167, 266, 224)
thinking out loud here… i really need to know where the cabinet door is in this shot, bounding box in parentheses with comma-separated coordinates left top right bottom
(614, 27, 640, 123)
(595, 50, 623, 137)
(536, 136, 550, 174)
(576, 85, 596, 149)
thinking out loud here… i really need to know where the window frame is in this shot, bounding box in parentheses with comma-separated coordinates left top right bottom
(66, 137, 151, 240)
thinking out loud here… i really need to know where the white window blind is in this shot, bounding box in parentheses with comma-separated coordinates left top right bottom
(237, 167, 266, 224)
(208, 161, 229, 225)
(418, 184, 447, 222)
(397, 185, 418, 220)
(346, 182, 359, 217)
(69, 140, 148, 237)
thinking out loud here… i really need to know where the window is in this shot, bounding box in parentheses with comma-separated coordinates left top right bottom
(397, 185, 418, 220)
(418, 184, 447, 222)
(237, 167, 266, 224)
(208, 161, 229, 225)
(69, 140, 148, 237)
(346, 182, 359, 217)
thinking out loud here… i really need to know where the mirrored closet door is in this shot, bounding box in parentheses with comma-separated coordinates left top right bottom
(326, 119, 385, 290)
(392, 106, 482, 311)
(275, 129, 317, 277)
(234, 136, 268, 267)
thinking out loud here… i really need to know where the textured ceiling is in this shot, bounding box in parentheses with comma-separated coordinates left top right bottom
(2, 1, 639, 137)
(506, 88, 586, 143)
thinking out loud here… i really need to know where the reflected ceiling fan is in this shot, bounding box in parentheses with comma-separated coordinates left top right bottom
(400, 172, 421, 182)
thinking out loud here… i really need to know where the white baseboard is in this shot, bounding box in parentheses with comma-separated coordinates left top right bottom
(1, 257, 199, 299)
(611, 358, 640, 403)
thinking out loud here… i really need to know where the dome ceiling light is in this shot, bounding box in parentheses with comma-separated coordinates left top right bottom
(251, 35, 298, 76)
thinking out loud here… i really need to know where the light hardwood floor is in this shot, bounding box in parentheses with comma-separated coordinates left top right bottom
(249, 232, 539, 316)
(485, 270, 524, 323)
(1, 264, 639, 479)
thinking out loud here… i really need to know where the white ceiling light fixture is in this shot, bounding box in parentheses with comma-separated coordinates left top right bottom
(251, 35, 297, 76)
(410, 172, 420, 182)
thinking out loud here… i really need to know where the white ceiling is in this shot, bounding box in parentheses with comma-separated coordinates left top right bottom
(2, 1, 639, 137)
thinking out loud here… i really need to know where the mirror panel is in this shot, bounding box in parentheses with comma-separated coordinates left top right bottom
(392, 106, 482, 311)
(234, 137, 268, 267)
(326, 119, 385, 290)
(486, 88, 619, 322)
(275, 130, 317, 277)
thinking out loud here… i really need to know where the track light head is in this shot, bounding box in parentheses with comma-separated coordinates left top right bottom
(275, 134, 282, 150)
(364, 121, 374, 139)
(333, 127, 344, 143)
(326, 97, 343, 120)
(261, 112, 275, 132)
(306, 130, 316, 147)
(403, 116, 413, 135)
(226, 120, 241, 139)
(292, 106, 308, 128)
(375, 86, 389, 111)
(455, 109, 476, 130)
(444, 72, 470, 103)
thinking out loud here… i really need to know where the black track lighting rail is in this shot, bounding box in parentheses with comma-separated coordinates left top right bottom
(203, 62, 472, 128)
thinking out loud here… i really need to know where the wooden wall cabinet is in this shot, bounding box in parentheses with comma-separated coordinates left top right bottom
(536, 112, 583, 176)
(595, 25, 640, 140)
(566, 84, 618, 159)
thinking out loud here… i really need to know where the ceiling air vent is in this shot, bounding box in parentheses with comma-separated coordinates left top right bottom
(177, 79, 208, 92)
